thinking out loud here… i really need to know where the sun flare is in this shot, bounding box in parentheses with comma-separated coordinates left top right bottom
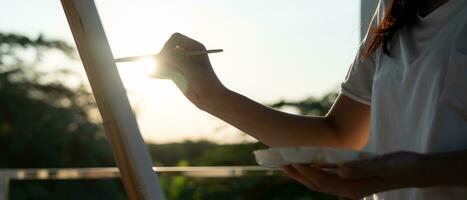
(116, 58, 168, 92)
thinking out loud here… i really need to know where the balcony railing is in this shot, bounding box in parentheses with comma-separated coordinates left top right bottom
(0, 166, 281, 200)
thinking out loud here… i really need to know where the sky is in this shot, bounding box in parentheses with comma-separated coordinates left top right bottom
(0, 0, 362, 144)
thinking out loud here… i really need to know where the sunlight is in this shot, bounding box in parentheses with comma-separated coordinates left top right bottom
(97, 0, 187, 106)
(116, 58, 161, 92)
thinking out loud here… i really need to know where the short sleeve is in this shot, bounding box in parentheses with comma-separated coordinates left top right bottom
(341, 0, 385, 105)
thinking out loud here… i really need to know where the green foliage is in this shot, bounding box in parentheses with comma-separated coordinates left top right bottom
(0, 33, 76, 62)
(270, 93, 338, 116)
(148, 140, 216, 166)
(0, 33, 114, 168)
(148, 141, 267, 166)
(0, 33, 126, 199)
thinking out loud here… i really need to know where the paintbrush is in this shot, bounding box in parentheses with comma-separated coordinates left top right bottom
(114, 49, 223, 62)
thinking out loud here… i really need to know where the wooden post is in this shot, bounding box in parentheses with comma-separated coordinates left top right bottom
(0, 178, 9, 200)
(60, 0, 165, 199)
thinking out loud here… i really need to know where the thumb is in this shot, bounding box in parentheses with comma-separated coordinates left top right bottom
(150, 64, 177, 80)
(151, 62, 189, 93)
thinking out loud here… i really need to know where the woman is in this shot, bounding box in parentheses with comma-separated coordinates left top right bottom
(156, 0, 467, 199)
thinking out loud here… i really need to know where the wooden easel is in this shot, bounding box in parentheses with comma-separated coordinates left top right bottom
(61, 0, 166, 199)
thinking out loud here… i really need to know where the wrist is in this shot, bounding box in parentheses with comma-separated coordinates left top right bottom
(416, 151, 466, 187)
(411, 153, 439, 188)
(196, 85, 232, 112)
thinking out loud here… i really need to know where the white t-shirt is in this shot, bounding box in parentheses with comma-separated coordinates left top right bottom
(341, 0, 467, 199)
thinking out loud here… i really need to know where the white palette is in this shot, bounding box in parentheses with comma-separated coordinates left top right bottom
(254, 147, 377, 168)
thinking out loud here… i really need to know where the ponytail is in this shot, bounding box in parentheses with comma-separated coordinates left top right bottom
(363, 0, 419, 59)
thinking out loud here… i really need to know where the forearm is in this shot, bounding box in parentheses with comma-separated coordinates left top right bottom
(421, 150, 467, 186)
(201, 89, 347, 148)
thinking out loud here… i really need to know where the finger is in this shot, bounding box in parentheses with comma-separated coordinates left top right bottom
(150, 65, 176, 80)
(153, 59, 180, 75)
(161, 32, 205, 52)
(338, 157, 383, 179)
(159, 33, 209, 67)
(151, 65, 183, 82)
(282, 165, 319, 191)
(297, 164, 392, 199)
(294, 164, 383, 199)
(312, 163, 338, 174)
(292, 164, 341, 192)
(160, 33, 182, 53)
(293, 164, 332, 182)
(281, 165, 300, 178)
(313, 163, 338, 169)
(173, 33, 206, 51)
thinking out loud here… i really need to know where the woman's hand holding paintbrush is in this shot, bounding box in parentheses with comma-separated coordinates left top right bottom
(116, 33, 228, 110)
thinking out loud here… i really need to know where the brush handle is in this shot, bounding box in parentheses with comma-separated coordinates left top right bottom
(114, 49, 223, 62)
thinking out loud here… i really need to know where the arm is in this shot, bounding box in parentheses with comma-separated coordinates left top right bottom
(203, 90, 370, 149)
(157, 33, 370, 149)
(422, 150, 467, 186)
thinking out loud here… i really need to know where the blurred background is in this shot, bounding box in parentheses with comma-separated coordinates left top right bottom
(0, 0, 376, 199)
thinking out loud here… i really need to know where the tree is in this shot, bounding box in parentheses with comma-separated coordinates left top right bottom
(270, 93, 338, 116)
(0, 33, 125, 200)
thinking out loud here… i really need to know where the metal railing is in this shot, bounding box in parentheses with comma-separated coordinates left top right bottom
(0, 166, 281, 200)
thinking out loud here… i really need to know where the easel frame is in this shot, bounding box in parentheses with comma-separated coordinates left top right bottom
(60, 0, 165, 199)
